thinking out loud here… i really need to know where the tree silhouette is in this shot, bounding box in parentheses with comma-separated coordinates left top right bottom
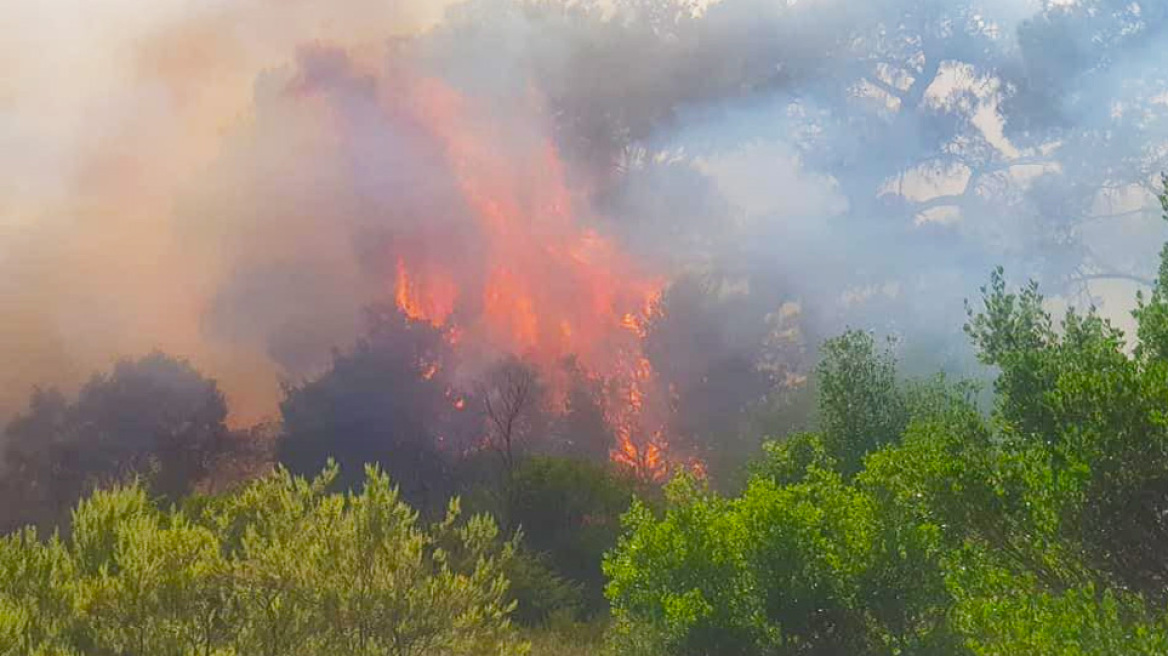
(1, 352, 229, 531)
(278, 305, 464, 512)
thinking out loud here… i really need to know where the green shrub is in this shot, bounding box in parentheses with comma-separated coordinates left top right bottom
(604, 189, 1168, 654)
(0, 464, 529, 656)
(506, 457, 638, 614)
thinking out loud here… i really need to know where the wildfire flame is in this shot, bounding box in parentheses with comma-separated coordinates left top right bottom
(394, 258, 456, 328)
(381, 74, 679, 479)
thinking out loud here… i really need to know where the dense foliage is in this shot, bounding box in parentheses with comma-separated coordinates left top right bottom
(0, 353, 230, 533)
(0, 464, 525, 656)
(278, 307, 464, 512)
(3, 1, 1168, 652)
(10, 214, 1168, 652)
(603, 187, 1168, 654)
(9, 218, 1168, 652)
(11, 198, 1168, 648)
(505, 457, 639, 618)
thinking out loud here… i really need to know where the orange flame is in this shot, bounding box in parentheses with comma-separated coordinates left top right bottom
(383, 75, 678, 479)
(420, 361, 439, 381)
(394, 257, 457, 327)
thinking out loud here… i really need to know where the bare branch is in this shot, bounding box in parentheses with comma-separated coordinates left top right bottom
(1070, 272, 1155, 287)
(910, 194, 970, 214)
(480, 359, 542, 475)
(864, 76, 905, 101)
(1079, 207, 1158, 224)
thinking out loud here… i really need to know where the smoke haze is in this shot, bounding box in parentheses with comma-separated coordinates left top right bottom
(3, 0, 1166, 427)
(1, 0, 459, 420)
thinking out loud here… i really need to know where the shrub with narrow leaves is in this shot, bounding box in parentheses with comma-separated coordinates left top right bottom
(0, 464, 528, 656)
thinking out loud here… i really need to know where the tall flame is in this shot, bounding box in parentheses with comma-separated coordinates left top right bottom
(394, 258, 457, 327)
(382, 74, 677, 478)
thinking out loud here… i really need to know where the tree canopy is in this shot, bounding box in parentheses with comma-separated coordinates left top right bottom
(1, 353, 229, 533)
(603, 181, 1168, 655)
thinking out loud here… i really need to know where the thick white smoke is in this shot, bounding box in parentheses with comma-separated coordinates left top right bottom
(1, 0, 1165, 427)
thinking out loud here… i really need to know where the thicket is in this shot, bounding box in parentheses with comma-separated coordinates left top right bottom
(5, 186, 1168, 654)
(0, 464, 525, 655)
(603, 187, 1168, 654)
(0, 354, 232, 534)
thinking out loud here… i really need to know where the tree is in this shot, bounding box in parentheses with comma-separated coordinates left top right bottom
(278, 305, 463, 512)
(70, 353, 229, 500)
(605, 203, 1168, 653)
(1, 352, 229, 532)
(645, 274, 808, 488)
(962, 185, 1168, 597)
(551, 363, 614, 464)
(480, 357, 546, 480)
(815, 330, 908, 478)
(0, 388, 73, 533)
(604, 467, 960, 655)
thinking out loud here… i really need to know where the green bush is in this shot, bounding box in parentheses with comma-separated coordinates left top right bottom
(505, 548, 586, 627)
(604, 467, 958, 655)
(506, 457, 638, 615)
(604, 184, 1168, 654)
(0, 464, 528, 656)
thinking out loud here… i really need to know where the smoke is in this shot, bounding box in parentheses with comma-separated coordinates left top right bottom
(2, 0, 1166, 431)
(0, 0, 460, 421)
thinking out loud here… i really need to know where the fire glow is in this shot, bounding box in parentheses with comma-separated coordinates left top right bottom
(384, 75, 677, 479)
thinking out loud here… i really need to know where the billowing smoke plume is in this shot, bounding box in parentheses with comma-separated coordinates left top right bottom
(0, 0, 460, 421)
(3, 0, 1166, 438)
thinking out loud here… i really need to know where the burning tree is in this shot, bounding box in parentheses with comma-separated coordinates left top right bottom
(372, 70, 687, 480)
